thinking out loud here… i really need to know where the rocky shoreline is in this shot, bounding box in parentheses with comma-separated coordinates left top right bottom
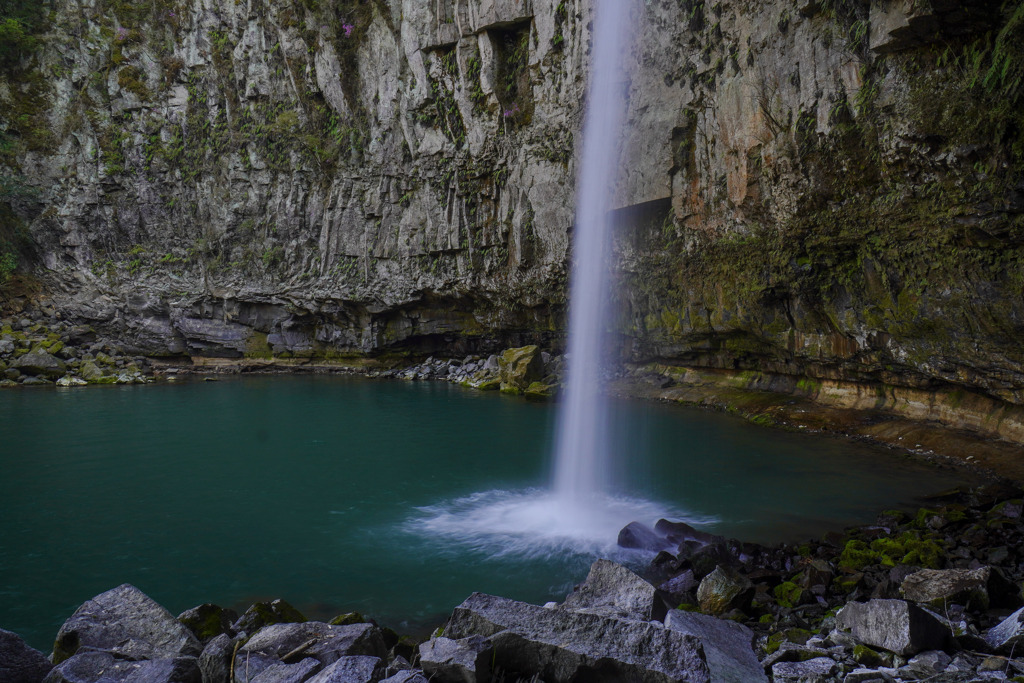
(2, 485, 1023, 682)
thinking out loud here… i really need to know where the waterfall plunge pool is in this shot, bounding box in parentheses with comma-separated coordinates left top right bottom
(0, 374, 972, 650)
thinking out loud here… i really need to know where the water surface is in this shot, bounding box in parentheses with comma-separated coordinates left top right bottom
(0, 375, 969, 650)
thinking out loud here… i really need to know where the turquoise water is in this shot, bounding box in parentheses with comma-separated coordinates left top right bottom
(0, 375, 968, 651)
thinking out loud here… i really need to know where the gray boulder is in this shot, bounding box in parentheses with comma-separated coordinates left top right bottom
(43, 651, 200, 683)
(444, 592, 712, 681)
(237, 622, 386, 668)
(654, 519, 717, 545)
(771, 657, 838, 682)
(617, 522, 674, 552)
(249, 658, 321, 683)
(985, 606, 1024, 654)
(52, 584, 202, 664)
(305, 656, 384, 683)
(418, 635, 491, 683)
(380, 672, 428, 683)
(900, 567, 991, 610)
(664, 609, 767, 682)
(658, 570, 698, 604)
(836, 599, 950, 656)
(199, 633, 235, 683)
(561, 559, 662, 621)
(0, 628, 53, 683)
(11, 348, 66, 378)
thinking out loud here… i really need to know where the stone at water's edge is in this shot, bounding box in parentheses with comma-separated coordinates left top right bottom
(617, 521, 675, 552)
(11, 348, 66, 379)
(236, 622, 387, 668)
(51, 583, 202, 664)
(560, 558, 663, 621)
(835, 599, 950, 656)
(177, 603, 239, 643)
(0, 628, 53, 683)
(417, 635, 492, 683)
(497, 346, 544, 394)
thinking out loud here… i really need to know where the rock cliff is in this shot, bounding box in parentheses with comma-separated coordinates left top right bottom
(1, 1, 1023, 440)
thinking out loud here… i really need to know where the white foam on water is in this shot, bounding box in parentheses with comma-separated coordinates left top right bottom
(407, 488, 716, 561)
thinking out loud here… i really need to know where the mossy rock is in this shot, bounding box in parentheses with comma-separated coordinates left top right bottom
(524, 381, 556, 401)
(177, 603, 238, 643)
(773, 581, 804, 608)
(476, 378, 501, 391)
(328, 612, 366, 626)
(232, 599, 306, 634)
(853, 644, 888, 667)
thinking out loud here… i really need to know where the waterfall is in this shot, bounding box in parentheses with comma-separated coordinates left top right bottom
(552, 0, 633, 504)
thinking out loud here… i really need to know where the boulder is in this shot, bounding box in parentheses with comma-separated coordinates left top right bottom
(417, 635, 492, 683)
(771, 656, 838, 682)
(616, 521, 674, 552)
(305, 656, 384, 683)
(696, 566, 753, 615)
(497, 346, 543, 393)
(231, 600, 306, 636)
(900, 567, 991, 610)
(561, 559, 661, 621)
(198, 633, 235, 683)
(52, 584, 202, 664)
(654, 519, 717, 545)
(687, 542, 735, 579)
(43, 651, 200, 683)
(444, 592, 712, 681)
(664, 609, 767, 682)
(380, 673, 428, 683)
(984, 606, 1024, 654)
(179, 603, 239, 642)
(56, 376, 87, 387)
(246, 658, 321, 683)
(236, 622, 387, 668)
(11, 348, 66, 378)
(836, 599, 950, 656)
(0, 628, 53, 683)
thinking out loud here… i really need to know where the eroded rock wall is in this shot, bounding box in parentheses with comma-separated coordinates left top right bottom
(2, 0, 1023, 417)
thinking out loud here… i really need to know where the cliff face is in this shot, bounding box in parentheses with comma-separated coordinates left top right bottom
(2, 1, 1023, 427)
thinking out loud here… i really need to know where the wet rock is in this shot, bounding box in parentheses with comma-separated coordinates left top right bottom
(418, 635, 492, 683)
(0, 627, 53, 683)
(20, 376, 51, 386)
(52, 583, 202, 664)
(984, 606, 1024, 654)
(688, 542, 736, 579)
(44, 652, 201, 683)
(55, 376, 87, 387)
(179, 603, 239, 642)
(616, 521, 674, 552)
(771, 656, 838, 682)
(904, 650, 952, 678)
(900, 567, 991, 610)
(697, 565, 753, 615)
(664, 609, 767, 682)
(198, 633, 234, 683)
(497, 346, 543, 394)
(236, 622, 386, 668)
(305, 656, 383, 683)
(836, 599, 950, 656)
(444, 592, 713, 681)
(654, 519, 717, 545)
(11, 348, 66, 378)
(561, 559, 661, 621)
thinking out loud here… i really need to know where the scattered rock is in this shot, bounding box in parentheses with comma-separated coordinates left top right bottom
(497, 345, 543, 394)
(305, 656, 383, 683)
(231, 599, 306, 636)
(771, 656, 837, 682)
(236, 622, 386, 668)
(43, 651, 201, 683)
(11, 347, 66, 379)
(198, 633, 234, 683)
(178, 603, 238, 642)
(697, 565, 753, 615)
(984, 606, 1024, 654)
(417, 635, 492, 683)
(51, 583, 202, 664)
(0, 627, 53, 683)
(900, 567, 991, 610)
(836, 599, 950, 656)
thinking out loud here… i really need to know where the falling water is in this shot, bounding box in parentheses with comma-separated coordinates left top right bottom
(407, 0, 708, 557)
(552, 0, 634, 504)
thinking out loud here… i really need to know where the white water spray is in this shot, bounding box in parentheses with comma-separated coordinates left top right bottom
(552, 0, 634, 504)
